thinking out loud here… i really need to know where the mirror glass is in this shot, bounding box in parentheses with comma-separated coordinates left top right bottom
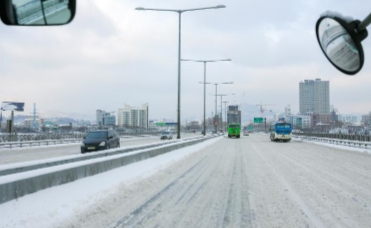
(9, 0, 72, 25)
(317, 17, 361, 73)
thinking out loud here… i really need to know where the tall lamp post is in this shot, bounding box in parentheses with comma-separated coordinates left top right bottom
(217, 94, 234, 132)
(218, 94, 228, 132)
(136, 5, 226, 139)
(223, 101, 229, 131)
(212, 82, 233, 132)
(182, 59, 231, 136)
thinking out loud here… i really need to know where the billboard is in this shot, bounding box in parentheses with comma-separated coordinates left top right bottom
(227, 111, 241, 125)
(1, 102, 25, 112)
(228, 105, 239, 111)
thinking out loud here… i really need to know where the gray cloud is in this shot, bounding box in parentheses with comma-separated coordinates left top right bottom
(1, 0, 371, 121)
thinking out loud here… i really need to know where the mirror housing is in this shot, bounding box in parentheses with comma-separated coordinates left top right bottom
(316, 14, 368, 75)
(0, 0, 76, 26)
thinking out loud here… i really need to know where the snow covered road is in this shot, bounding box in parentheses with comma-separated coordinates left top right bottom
(1, 134, 371, 228)
(65, 134, 371, 228)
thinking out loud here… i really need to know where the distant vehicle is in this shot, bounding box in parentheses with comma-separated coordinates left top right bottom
(270, 122, 292, 142)
(212, 130, 217, 135)
(228, 123, 241, 138)
(81, 129, 120, 153)
(160, 131, 173, 140)
(243, 131, 249, 136)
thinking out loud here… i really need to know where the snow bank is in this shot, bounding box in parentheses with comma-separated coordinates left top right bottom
(0, 137, 221, 228)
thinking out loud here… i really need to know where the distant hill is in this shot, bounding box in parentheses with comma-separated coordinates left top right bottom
(39, 110, 95, 121)
(239, 103, 276, 125)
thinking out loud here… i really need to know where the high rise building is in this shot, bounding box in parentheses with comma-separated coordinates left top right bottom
(117, 103, 149, 128)
(299, 79, 330, 114)
(96, 110, 116, 126)
(284, 105, 291, 120)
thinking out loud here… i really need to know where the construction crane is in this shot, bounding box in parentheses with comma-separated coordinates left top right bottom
(256, 103, 275, 117)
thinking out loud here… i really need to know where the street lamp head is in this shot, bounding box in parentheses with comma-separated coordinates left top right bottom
(214, 5, 226, 9)
(221, 82, 234, 84)
(135, 7, 145, 10)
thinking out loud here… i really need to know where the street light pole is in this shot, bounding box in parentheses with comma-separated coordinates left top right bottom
(135, 5, 226, 139)
(220, 95, 224, 131)
(212, 82, 233, 132)
(215, 84, 218, 132)
(177, 12, 181, 139)
(218, 94, 229, 132)
(223, 101, 229, 131)
(182, 59, 231, 136)
(203, 62, 206, 135)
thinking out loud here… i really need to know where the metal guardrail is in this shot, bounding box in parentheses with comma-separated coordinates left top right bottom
(294, 132, 371, 142)
(293, 135, 371, 150)
(0, 132, 162, 143)
(0, 132, 192, 150)
(0, 139, 81, 149)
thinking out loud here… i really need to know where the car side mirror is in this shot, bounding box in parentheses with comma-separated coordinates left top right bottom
(0, 0, 76, 26)
(316, 12, 369, 75)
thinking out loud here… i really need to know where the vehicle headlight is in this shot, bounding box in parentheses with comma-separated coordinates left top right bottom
(99, 141, 106, 146)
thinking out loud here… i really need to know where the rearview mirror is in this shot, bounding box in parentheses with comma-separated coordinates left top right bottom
(0, 0, 76, 25)
(316, 13, 368, 75)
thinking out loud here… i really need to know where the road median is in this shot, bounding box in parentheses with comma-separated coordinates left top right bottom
(0, 136, 216, 204)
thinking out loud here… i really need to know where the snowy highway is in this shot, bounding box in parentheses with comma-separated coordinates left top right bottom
(65, 134, 371, 228)
(1, 134, 371, 228)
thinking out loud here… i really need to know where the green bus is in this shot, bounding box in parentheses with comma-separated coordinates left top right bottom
(228, 123, 241, 138)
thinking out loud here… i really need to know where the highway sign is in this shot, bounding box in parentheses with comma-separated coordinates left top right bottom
(254, 117, 264, 124)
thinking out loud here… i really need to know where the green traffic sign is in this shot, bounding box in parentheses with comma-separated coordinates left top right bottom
(254, 117, 264, 124)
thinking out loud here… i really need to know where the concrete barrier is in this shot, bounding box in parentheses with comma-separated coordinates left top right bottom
(0, 136, 215, 204)
(0, 138, 197, 176)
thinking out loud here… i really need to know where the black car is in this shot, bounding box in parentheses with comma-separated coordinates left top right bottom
(81, 129, 120, 153)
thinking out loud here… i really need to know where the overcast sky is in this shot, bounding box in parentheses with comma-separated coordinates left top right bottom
(1, 0, 371, 121)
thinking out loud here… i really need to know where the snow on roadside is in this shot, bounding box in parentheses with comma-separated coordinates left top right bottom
(0, 137, 206, 184)
(293, 137, 371, 154)
(0, 137, 222, 228)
